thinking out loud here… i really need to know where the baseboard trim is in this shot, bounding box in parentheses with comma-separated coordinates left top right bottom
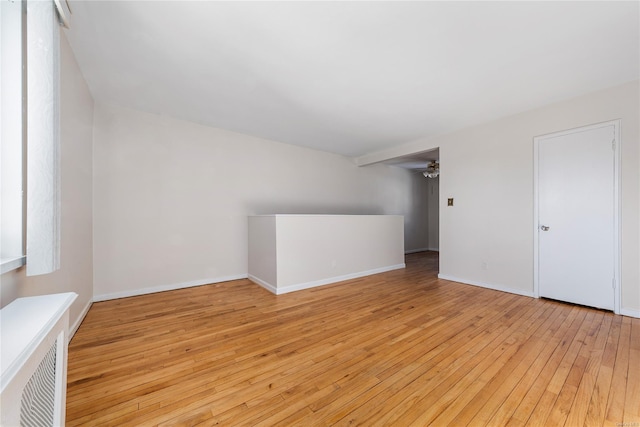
(249, 264, 406, 295)
(68, 298, 93, 342)
(437, 274, 535, 298)
(248, 275, 278, 294)
(278, 264, 406, 295)
(93, 274, 248, 302)
(619, 307, 640, 318)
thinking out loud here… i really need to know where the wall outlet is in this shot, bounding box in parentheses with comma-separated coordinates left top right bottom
(448, 198, 454, 206)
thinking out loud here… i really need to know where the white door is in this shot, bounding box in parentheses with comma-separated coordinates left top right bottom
(536, 122, 618, 311)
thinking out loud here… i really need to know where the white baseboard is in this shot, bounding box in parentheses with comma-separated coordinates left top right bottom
(250, 264, 406, 295)
(248, 275, 277, 294)
(68, 298, 93, 342)
(619, 307, 640, 318)
(438, 275, 638, 317)
(93, 274, 248, 302)
(437, 274, 535, 298)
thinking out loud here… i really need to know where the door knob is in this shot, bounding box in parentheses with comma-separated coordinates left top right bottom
(540, 225, 550, 231)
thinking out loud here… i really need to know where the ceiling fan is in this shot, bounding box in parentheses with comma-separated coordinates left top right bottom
(423, 161, 439, 179)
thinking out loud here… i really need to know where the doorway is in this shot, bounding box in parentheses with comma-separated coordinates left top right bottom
(533, 120, 620, 312)
(381, 148, 440, 268)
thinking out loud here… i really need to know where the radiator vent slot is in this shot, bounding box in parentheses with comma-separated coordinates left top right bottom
(20, 341, 57, 427)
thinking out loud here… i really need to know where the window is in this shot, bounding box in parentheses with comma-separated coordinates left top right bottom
(1, 0, 26, 274)
(25, 0, 61, 276)
(1, 0, 64, 276)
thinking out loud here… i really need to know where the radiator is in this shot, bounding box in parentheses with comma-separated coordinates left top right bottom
(1, 293, 77, 427)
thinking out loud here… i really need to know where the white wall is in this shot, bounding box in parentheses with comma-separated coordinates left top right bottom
(276, 215, 404, 289)
(404, 172, 430, 252)
(0, 33, 94, 333)
(358, 80, 640, 315)
(247, 216, 277, 286)
(249, 215, 404, 293)
(92, 104, 427, 299)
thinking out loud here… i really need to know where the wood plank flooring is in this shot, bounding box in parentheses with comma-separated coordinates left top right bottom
(66, 252, 640, 426)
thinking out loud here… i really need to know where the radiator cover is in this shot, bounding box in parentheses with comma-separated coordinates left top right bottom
(1, 293, 76, 427)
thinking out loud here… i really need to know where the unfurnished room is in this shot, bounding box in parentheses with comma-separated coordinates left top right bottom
(0, 1, 639, 426)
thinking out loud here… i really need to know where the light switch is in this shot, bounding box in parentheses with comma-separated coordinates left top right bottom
(448, 198, 454, 206)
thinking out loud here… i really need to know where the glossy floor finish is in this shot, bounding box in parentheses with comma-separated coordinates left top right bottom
(67, 252, 639, 426)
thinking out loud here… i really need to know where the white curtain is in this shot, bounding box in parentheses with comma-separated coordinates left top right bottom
(26, 0, 60, 276)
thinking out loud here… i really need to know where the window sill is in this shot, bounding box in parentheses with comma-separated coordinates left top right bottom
(1, 256, 26, 275)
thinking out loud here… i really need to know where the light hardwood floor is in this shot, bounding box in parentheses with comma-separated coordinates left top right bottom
(67, 252, 639, 426)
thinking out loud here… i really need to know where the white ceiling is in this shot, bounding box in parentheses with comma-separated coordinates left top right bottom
(64, 1, 639, 158)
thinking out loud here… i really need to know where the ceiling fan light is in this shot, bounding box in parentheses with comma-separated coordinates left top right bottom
(423, 161, 439, 178)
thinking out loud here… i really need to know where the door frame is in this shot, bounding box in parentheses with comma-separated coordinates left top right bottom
(533, 120, 621, 314)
